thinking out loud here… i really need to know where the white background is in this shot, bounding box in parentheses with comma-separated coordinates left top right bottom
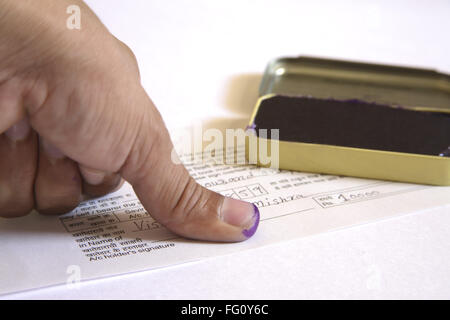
(5, 0, 450, 299)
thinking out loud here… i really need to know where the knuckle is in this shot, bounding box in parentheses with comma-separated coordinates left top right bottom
(82, 173, 122, 198)
(0, 201, 34, 218)
(167, 177, 219, 228)
(36, 205, 77, 216)
(114, 37, 140, 78)
(35, 193, 80, 216)
(120, 113, 165, 184)
(0, 182, 35, 218)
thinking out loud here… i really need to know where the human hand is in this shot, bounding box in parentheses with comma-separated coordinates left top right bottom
(0, 0, 259, 242)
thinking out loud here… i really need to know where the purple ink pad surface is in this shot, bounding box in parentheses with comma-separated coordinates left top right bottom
(253, 95, 449, 156)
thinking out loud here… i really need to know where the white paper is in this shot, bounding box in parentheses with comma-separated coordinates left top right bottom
(1, 146, 449, 296)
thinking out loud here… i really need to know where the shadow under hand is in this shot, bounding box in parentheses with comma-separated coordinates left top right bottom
(224, 73, 262, 118)
(197, 73, 262, 143)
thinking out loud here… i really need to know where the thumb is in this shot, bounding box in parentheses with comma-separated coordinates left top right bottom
(120, 94, 260, 242)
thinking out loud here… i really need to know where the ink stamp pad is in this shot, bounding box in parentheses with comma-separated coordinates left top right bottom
(247, 57, 450, 185)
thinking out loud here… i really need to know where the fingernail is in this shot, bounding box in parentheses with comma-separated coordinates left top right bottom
(80, 166, 106, 185)
(220, 198, 260, 238)
(5, 118, 31, 142)
(42, 139, 65, 160)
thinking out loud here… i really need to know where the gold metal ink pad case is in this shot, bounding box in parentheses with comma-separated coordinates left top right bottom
(247, 56, 450, 185)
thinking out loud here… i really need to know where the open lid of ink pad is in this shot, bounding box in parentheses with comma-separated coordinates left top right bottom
(247, 57, 450, 185)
